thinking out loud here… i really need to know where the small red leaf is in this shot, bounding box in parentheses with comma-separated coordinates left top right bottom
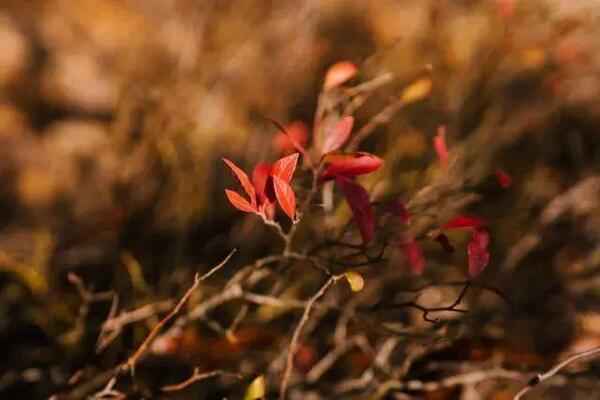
(323, 61, 358, 91)
(401, 239, 426, 275)
(336, 176, 375, 244)
(272, 153, 299, 183)
(442, 215, 486, 230)
(495, 0, 515, 19)
(322, 116, 354, 154)
(320, 152, 383, 181)
(273, 121, 308, 154)
(223, 158, 257, 207)
(433, 126, 449, 167)
(434, 233, 455, 253)
(467, 228, 490, 277)
(259, 201, 276, 221)
(272, 175, 296, 221)
(225, 189, 257, 213)
(252, 162, 274, 203)
(495, 169, 512, 188)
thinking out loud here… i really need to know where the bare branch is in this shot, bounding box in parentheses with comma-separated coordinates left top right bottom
(513, 347, 600, 400)
(306, 335, 372, 383)
(346, 96, 405, 152)
(97, 300, 173, 352)
(372, 368, 521, 399)
(198, 248, 237, 281)
(161, 368, 243, 392)
(279, 275, 342, 400)
(122, 249, 236, 374)
(372, 282, 471, 323)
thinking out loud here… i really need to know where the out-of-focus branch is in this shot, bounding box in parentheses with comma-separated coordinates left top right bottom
(371, 368, 521, 399)
(513, 346, 600, 400)
(63, 273, 114, 345)
(279, 274, 342, 400)
(122, 248, 236, 374)
(306, 335, 372, 383)
(97, 300, 173, 352)
(161, 368, 243, 392)
(346, 96, 406, 152)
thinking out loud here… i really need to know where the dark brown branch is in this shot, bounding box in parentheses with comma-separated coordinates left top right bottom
(371, 282, 471, 323)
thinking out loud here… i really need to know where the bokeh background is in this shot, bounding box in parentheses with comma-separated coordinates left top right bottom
(2, 0, 600, 399)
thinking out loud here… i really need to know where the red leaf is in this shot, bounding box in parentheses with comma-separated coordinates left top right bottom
(467, 228, 490, 277)
(259, 201, 276, 221)
(322, 116, 354, 154)
(225, 189, 257, 213)
(495, 0, 515, 19)
(336, 176, 375, 244)
(320, 152, 383, 181)
(434, 233, 455, 253)
(323, 61, 358, 91)
(442, 215, 486, 230)
(252, 162, 274, 204)
(273, 121, 308, 154)
(495, 169, 512, 188)
(401, 239, 426, 275)
(272, 175, 296, 221)
(272, 153, 299, 183)
(223, 158, 257, 207)
(433, 126, 449, 167)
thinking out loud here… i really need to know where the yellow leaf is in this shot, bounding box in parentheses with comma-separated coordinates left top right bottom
(244, 375, 266, 400)
(344, 271, 365, 292)
(400, 78, 432, 104)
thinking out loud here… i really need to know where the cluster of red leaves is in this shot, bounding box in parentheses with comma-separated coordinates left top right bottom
(225, 61, 508, 279)
(223, 153, 299, 222)
(391, 209, 491, 277)
(272, 62, 383, 244)
(424, 126, 511, 276)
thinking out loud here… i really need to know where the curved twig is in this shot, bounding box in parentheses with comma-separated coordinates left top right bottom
(513, 347, 600, 400)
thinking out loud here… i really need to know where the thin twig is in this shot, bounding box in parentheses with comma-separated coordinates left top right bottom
(345, 72, 394, 98)
(306, 335, 372, 383)
(64, 273, 115, 346)
(123, 273, 202, 374)
(161, 368, 243, 392)
(97, 299, 173, 352)
(243, 292, 309, 309)
(397, 280, 512, 308)
(372, 282, 471, 323)
(513, 346, 600, 400)
(286, 252, 332, 276)
(279, 275, 342, 400)
(199, 248, 238, 280)
(371, 368, 522, 398)
(89, 376, 125, 400)
(122, 249, 236, 374)
(346, 96, 405, 152)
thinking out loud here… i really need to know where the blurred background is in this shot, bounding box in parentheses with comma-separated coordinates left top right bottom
(2, 0, 600, 399)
